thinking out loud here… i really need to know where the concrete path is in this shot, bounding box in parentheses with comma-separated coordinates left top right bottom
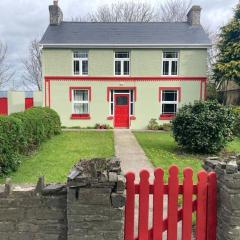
(114, 129, 154, 181)
(114, 129, 183, 239)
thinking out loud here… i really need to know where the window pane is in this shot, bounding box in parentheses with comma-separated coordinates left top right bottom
(130, 90, 134, 102)
(124, 61, 129, 75)
(163, 61, 169, 75)
(116, 96, 128, 105)
(111, 90, 114, 102)
(131, 103, 134, 115)
(82, 60, 88, 75)
(74, 60, 80, 75)
(74, 51, 88, 58)
(162, 90, 177, 101)
(115, 61, 121, 75)
(162, 104, 177, 114)
(74, 90, 88, 101)
(115, 52, 129, 58)
(171, 61, 178, 75)
(163, 52, 178, 58)
(111, 103, 114, 115)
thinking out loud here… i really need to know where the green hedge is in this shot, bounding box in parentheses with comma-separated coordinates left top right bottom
(0, 107, 61, 175)
(233, 106, 240, 136)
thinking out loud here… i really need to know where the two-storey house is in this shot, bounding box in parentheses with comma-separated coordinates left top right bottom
(40, 1, 211, 129)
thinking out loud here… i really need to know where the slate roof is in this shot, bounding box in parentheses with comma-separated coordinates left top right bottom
(40, 22, 211, 48)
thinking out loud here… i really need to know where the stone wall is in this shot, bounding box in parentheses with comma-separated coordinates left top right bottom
(203, 155, 240, 240)
(0, 158, 125, 240)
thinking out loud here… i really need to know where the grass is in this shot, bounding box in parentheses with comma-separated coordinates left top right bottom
(1, 131, 114, 184)
(134, 131, 240, 182)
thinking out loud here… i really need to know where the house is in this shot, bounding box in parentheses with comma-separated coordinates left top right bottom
(40, 1, 211, 129)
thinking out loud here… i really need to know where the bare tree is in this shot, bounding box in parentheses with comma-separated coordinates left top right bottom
(0, 41, 14, 89)
(87, 1, 155, 22)
(156, 0, 192, 22)
(22, 39, 42, 91)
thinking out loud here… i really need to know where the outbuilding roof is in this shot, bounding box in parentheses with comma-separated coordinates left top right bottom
(40, 21, 211, 48)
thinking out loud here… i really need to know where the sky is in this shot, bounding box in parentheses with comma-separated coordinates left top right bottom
(0, 0, 238, 90)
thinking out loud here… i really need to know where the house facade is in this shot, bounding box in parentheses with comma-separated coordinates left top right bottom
(40, 1, 211, 129)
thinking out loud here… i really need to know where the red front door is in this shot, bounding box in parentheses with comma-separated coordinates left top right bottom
(114, 94, 129, 128)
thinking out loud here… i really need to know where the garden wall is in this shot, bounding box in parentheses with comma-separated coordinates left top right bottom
(0, 158, 125, 240)
(204, 156, 240, 240)
(0, 91, 42, 115)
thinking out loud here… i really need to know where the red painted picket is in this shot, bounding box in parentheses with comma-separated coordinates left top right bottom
(124, 165, 217, 240)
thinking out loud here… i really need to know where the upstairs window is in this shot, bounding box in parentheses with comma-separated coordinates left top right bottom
(72, 89, 89, 114)
(115, 52, 130, 76)
(162, 52, 178, 76)
(73, 51, 88, 76)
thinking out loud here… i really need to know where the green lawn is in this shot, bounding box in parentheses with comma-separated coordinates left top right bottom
(134, 131, 240, 182)
(1, 131, 114, 184)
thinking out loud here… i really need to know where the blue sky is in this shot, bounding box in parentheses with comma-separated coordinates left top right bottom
(0, 0, 238, 90)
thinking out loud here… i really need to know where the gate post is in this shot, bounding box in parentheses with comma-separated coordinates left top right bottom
(204, 156, 240, 240)
(67, 158, 125, 240)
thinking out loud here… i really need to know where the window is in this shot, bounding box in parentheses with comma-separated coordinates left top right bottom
(109, 89, 134, 116)
(160, 88, 180, 119)
(162, 52, 178, 76)
(72, 89, 89, 114)
(73, 51, 88, 76)
(114, 52, 130, 76)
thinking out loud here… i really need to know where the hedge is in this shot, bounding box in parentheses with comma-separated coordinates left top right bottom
(0, 107, 61, 175)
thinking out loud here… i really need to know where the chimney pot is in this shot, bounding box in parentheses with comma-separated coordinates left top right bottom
(49, 1, 63, 25)
(187, 5, 202, 25)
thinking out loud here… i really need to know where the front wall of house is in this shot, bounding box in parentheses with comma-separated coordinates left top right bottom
(47, 79, 203, 129)
(42, 48, 208, 77)
(42, 48, 207, 129)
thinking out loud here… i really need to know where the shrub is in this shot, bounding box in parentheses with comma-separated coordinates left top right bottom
(95, 123, 112, 129)
(147, 119, 159, 130)
(0, 107, 61, 175)
(159, 123, 172, 131)
(172, 101, 235, 154)
(0, 116, 23, 174)
(233, 106, 240, 136)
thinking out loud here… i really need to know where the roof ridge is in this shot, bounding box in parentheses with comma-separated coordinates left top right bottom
(61, 21, 188, 24)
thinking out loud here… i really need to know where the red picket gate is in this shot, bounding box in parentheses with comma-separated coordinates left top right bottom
(124, 165, 217, 240)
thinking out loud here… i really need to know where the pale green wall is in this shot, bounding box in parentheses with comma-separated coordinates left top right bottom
(42, 48, 208, 77)
(49, 80, 202, 129)
(179, 49, 208, 76)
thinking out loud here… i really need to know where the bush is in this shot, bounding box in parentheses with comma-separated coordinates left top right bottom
(95, 123, 112, 129)
(147, 119, 159, 130)
(0, 107, 61, 175)
(172, 101, 235, 154)
(233, 106, 240, 136)
(159, 123, 172, 131)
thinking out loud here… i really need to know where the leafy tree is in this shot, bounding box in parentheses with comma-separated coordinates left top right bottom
(212, 3, 240, 87)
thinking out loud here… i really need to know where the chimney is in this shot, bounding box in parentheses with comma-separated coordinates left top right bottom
(49, 0, 63, 25)
(187, 5, 201, 25)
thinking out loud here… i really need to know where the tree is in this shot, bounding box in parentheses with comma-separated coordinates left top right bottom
(0, 41, 14, 89)
(22, 39, 42, 91)
(87, 1, 155, 22)
(156, 0, 192, 22)
(212, 3, 240, 88)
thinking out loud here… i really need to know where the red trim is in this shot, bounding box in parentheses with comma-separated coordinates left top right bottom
(159, 114, 176, 120)
(25, 98, 34, 110)
(130, 116, 136, 120)
(107, 87, 137, 101)
(45, 76, 207, 81)
(159, 87, 181, 102)
(71, 114, 91, 119)
(107, 116, 114, 120)
(0, 98, 8, 115)
(69, 86, 92, 101)
(48, 80, 51, 107)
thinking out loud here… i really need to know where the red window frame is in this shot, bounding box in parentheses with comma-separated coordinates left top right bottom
(159, 87, 181, 120)
(69, 87, 91, 120)
(25, 98, 34, 110)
